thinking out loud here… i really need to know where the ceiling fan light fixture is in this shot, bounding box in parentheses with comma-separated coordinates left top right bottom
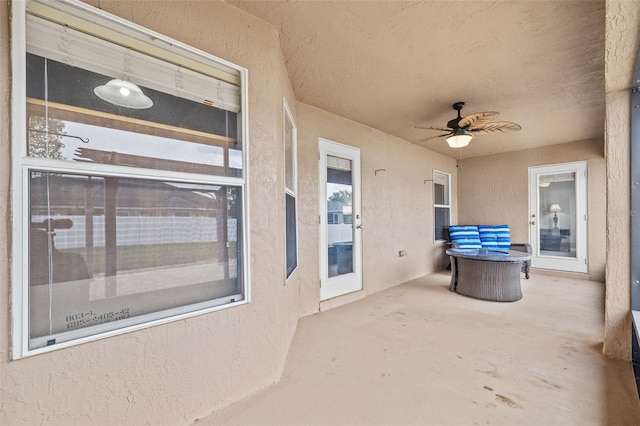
(446, 132, 473, 148)
(414, 101, 520, 148)
(94, 79, 153, 109)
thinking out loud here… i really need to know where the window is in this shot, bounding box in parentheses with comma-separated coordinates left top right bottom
(12, 1, 248, 356)
(284, 99, 298, 279)
(433, 171, 451, 242)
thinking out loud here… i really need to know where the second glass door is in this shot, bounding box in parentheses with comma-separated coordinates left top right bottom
(529, 162, 588, 273)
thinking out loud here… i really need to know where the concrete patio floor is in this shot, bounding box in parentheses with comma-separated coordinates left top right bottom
(196, 271, 640, 425)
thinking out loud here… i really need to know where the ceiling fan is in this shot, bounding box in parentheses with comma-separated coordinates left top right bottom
(414, 102, 521, 148)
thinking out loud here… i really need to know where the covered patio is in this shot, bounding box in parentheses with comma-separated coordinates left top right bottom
(2, 1, 640, 424)
(200, 272, 640, 425)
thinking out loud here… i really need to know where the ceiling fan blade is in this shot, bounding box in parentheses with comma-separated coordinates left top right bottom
(411, 132, 452, 144)
(415, 125, 452, 132)
(469, 121, 522, 135)
(458, 111, 499, 129)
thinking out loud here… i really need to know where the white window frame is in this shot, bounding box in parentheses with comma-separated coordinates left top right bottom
(433, 170, 451, 243)
(284, 98, 298, 280)
(11, 0, 250, 358)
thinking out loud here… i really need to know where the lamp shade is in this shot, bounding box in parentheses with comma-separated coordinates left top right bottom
(549, 204, 561, 213)
(446, 133, 472, 148)
(94, 79, 153, 109)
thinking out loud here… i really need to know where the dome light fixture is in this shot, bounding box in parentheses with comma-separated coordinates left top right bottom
(94, 79, 153, 109)
(445, 130, 473, 148)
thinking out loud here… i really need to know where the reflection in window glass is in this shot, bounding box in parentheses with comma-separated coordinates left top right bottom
(285, 193, 297, 278)
(434, 207, 450, 241)
(327, 156, 353, 278)
(26, 53, 241, 177)
(28, 118, 230, 173)
(538, 173, 577, 257)
(17, 9, 247, 356)
(29, 172, 242, 348)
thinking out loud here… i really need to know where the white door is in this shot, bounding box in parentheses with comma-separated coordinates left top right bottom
(528, 162, 588, 273)
(319, 138, 362, 300)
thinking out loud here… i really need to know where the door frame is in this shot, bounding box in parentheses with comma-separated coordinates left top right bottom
(528, 161, 588, 273)
(319, 138, 362, 301)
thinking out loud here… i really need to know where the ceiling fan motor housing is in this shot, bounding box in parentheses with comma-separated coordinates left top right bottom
(447, 118, 462, 129)
(448, 102, 466, 129)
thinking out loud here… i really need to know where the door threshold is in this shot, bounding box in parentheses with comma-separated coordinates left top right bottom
(320, 290, 365, 312)
(530, 267, 592, 281)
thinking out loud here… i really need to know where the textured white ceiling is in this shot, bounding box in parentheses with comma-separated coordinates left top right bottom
(229, 0, 605, 159)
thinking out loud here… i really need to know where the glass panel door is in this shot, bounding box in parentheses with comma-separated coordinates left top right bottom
(529, 162, 587, 273)
(326, 155, 353, 277)
(319, 139, 362, 301)
(538, 172, 577, 257)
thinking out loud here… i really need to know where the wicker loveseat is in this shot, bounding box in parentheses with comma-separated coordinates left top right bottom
(446, 225, 531, 279)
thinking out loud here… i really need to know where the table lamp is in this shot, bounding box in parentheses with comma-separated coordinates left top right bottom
(550, 204, 561, 228)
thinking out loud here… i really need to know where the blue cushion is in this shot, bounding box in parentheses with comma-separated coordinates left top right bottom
(449, 225, 479, 240)
(449, 225, 482, 249)
(479, 235, 499, 249)
(478, 225, 510, 250)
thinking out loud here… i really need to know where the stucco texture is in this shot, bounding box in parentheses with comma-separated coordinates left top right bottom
(603, 0, 640, 361)
(0, 1, 455, 424)
(2, 0, 639, 423)
(295, 104, 456, 316)
(457, 139, 606, 283)
(1, 1, 301, 424)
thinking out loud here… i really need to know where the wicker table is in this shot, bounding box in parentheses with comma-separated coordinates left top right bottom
(446, 248, 531, 302)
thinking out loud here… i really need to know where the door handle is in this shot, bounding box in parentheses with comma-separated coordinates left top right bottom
(530, 221, 536, 225)
(356, 224, 363, 229)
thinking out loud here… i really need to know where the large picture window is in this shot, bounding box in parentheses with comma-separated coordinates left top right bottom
(12, 1, 248, 356)
(433, 170, 451, 242)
